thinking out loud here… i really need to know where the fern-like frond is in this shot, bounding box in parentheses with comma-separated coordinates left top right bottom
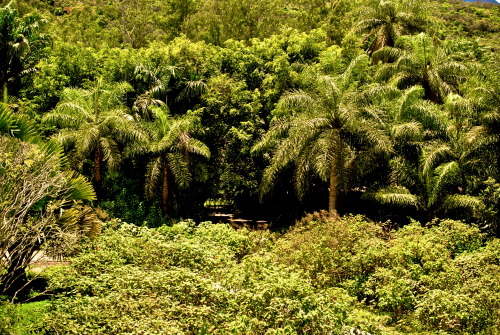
(392, 121, 423, 143)
(186, 138, 211, 159)
(428, 161, 460, 207)
(441, 194, 485, 218)
(99, 137, 121, 171)
(145, 156, 163, 198)
(274, 90, 316, 116)
(363, 186, 420, 208)
(421, 143, 454, 177)
(167, 152, 191, 189)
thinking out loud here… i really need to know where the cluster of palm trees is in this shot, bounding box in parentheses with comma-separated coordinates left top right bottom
(254, 31, 499, 227)
(2, 0, 499, 231)
(41, 77, 210, 215)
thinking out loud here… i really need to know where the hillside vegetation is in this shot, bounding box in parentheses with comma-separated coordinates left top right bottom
(2, 216, 500, 334)
(1, 0, 500, 333)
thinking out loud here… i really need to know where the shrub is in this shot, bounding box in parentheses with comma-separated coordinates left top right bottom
(271, 213, 387, 288)
(32, 216, 500, 334)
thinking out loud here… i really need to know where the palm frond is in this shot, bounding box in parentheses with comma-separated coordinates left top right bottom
(421, 143, 454, 177)
(76, 126, 100, 159)
(186, 138, 211, 159)
(177, 79, 207, 101)
(145, 156, 163, 198)
(428, 161, 460, 207)
(99, 137, 121, 171)
(372, 46, 402, 63)
(0, 103, 38, 141)
(167, 152, 191, 189)
(363, 186, 420, 208)
(65, 172, 96, 201)
(392, 121, 423, 143)
(441, 194, 485, 218)
(274, 90, 316, 116)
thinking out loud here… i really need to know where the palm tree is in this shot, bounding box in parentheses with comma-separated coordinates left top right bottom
(133, 62, 207, 118)
(252, 56, 392, 218)
(465, 55, 500, 180)
(365, 94, 484, 222)
(0, 2, 50, 97)
(369, 138, 484, 222)
(374, 33, 467, 103)
(42, 78, 146, 198)
(133, 62, 178, 119)
(355, 0, 429, 54)
(140, 107, 210, 215)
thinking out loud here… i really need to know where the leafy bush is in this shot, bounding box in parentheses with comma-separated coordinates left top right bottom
(15, 215, 500, 334)
(271, 213, 387, 288)
(270, 214, 500, 333)
(35, 220, 355, 334)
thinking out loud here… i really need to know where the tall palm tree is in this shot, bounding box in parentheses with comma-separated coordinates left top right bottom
(0, 2, 50, 97)
(42, 78, 146, 198)
(355, 0, 429, 54)
(374, 33, 467, 103)
(141, 107, 210, 215)
(252, 56, 392, 218)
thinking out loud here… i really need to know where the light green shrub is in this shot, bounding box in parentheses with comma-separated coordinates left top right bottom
(31, 216, 500, 334)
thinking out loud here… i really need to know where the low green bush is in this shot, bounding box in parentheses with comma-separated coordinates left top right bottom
(14, 215, 500, 334)
(0, 300, 48, 334)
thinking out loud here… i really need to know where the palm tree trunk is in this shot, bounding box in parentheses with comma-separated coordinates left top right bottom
(161, 164, 169, 215)
(329, 162, 339, 219)
(329, 130, 341, 219)
(93, 145, 103, 199)
(3, 82, 7, 104)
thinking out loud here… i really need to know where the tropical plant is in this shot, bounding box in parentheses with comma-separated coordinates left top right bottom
(0, 1, 50, 97)
(252, 55, 392, 218)
(465, 54, 500, 180)
(355, 0, 429, 54)
(133, 62, 178, 119)
(365, 94, 485, 222)
(374, 33, 467, 103)
(42, 78, 146, 198)
(0, 136, 97, 300)
(0, 102, 37, 141)
(139, 107, 210, 215)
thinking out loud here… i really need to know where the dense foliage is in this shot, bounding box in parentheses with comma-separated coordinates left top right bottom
(2, 216, 499, 334)
(1, 0, 500, 332)
(1, 0, 499, 229)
